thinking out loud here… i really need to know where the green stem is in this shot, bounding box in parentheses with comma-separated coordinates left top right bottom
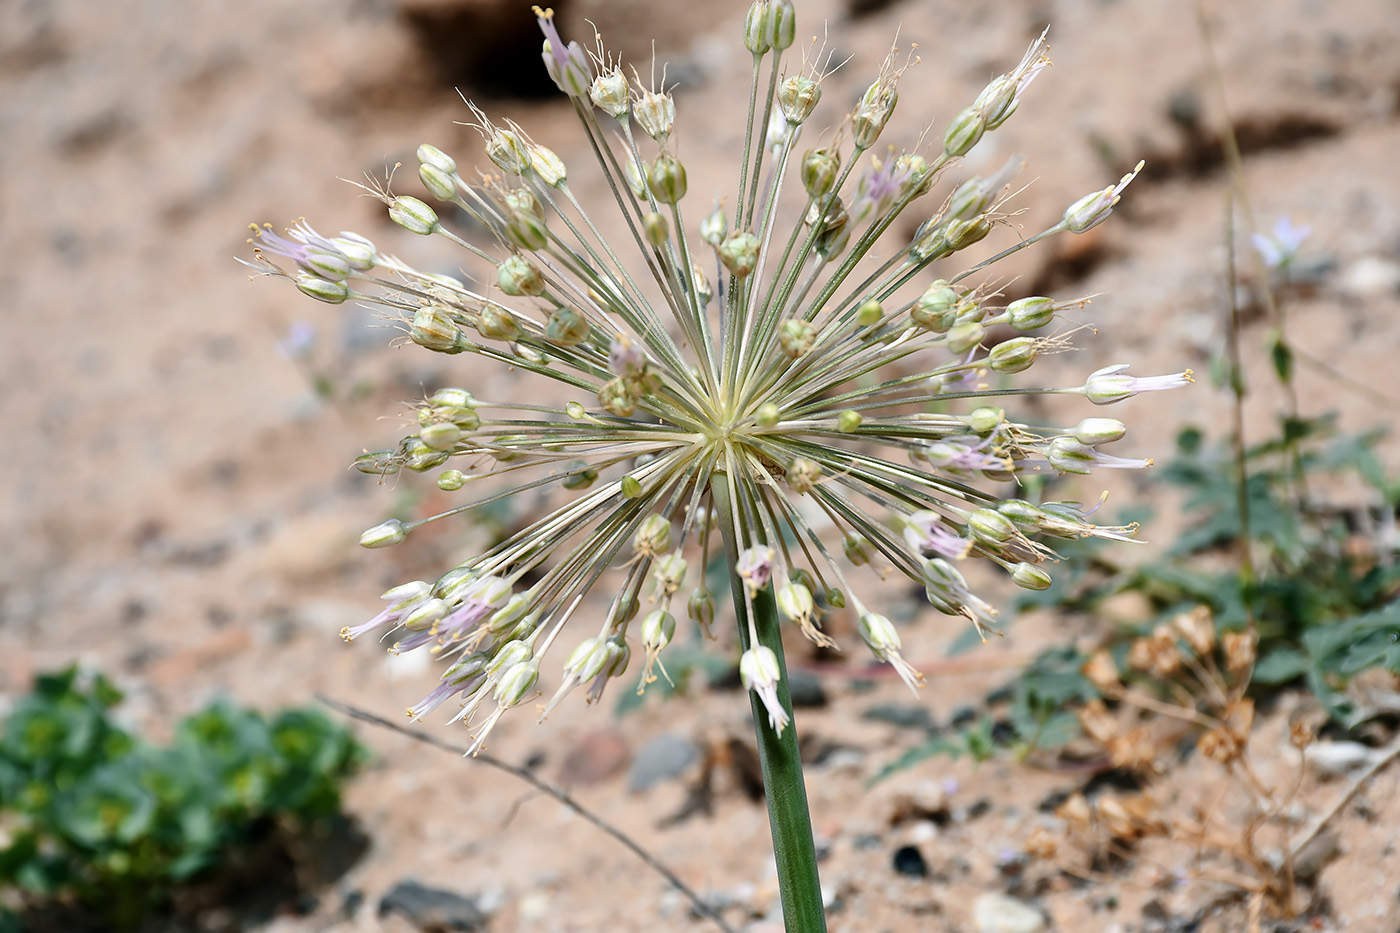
(714, 482, 826, 933)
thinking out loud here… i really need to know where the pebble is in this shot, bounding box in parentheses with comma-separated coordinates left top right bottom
(786, 668, 829, 708)
(377, 880, 488, 932)
(1337, 256, 1400, 299)
(625, 731, 699, 792)
(1305, 740, 1382, 777)
(557, 728, 630, 785)
(891, 844, 928, 877)
(972, 892, 1047, 933)
(862, 702, 936, 730)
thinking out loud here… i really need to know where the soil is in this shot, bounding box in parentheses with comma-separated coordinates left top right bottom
(3, 0, 1400, 931)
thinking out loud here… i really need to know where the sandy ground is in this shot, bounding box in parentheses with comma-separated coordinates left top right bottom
(3, 0, 1400, 930)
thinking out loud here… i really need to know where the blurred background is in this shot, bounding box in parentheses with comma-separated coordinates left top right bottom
(2, 0, 1398, 930)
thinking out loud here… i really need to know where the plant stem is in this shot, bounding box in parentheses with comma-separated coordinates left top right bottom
(715, 483, 827, 933)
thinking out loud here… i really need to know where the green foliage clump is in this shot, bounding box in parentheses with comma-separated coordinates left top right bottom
(0, 667, 365, 928)
(881, 415, 1400, 772)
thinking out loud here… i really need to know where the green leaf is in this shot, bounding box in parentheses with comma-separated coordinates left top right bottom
(1251, 647, 1309, 684)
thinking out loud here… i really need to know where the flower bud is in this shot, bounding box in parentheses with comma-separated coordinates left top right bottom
(419, 162, 458, 202)
(416, 143, 456, 174)
(634, 89, 676, 141)
(1010, 562, 1053, 591)
(497, 254, 545, 296)
(477, 305, 521, 341)
(598, 377, 637, 417)
(643, 211, 669, 248)
(355, 449, 400, 476)
(766, 0, 795, 49)
(718, 231, 760, 277)
(437, 469, 466, 491)
(843, 532, 872, 566)
(997, 499, 1044, 533)
(777, 583, 814, 624)
(945, 321, 985, 355)
(988, 336, 1037, 374)
(566, 636, 613, 682)
(419, 420, 463, 452)
(967, 507, 1017, 546)
(494, 660, 540, 706)
(621, 475, 642, 499)
(641, 609, 676, 651)
(778, 319, 815, 358)
(545, 306, 588, 345)
(389, 196, 438, 235)
(1007, 296, 1055, 330)
(837, 410, 863, 433)
(1063, 161, 1144, 234)
(410, 305, 465, 353)
(1073, 417, 1127, 446)
(755, 402, 780, 427)
(743, 0, 772, 54)
(652, 552, 688, 597)
(811, 198, 850, 256)
(504, 191, 548, 251)
(649, 154, 687, 204)
(858, 611, 902, 656)
(856, 298, 883, 327)
(590, 68, 629, 118)
(779, 75, 821, 125)
(360, 519, 406, 549)
(801, 148, 840, 198)
(910, 281, 958, 333)
(295, 272, 349, 304)
(692, 264, 713, 308)
(700, 206, 727, 246)
(688, 588, 715, 632)
(943, 106, 986, 157)
(561, 460, 599, 489)
(634, 514, 672, 556)
(484, 127, 530, 175)
(968, 406, 1004, 435)
(525, 143, 567, 186)
(786, 456, 821, 493)
(944, 215, 991, 251)
(852, 77, 897, 150)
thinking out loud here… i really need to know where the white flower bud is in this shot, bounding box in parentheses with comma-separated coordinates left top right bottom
(360, 519, 406, 548)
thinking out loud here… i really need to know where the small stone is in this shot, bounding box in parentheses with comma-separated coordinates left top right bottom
(1305, 740, 1380, 778)
(378, 880, 488, 932)
(558, 728, 631, 785)
(786, 668, 828, 708)
(892, 844, 928, 877)
(626, 732, 699, 792)
(972, 892, 1047, 933)
(1337, 256, 1400, 299)
(862, 702, 936, 730)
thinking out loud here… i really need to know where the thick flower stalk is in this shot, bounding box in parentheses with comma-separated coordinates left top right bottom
(248, 4, 1188, 746)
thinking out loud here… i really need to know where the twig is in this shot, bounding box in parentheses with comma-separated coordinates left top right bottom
(317, 694, 738, 933)
(1289, 732, 1400, 860)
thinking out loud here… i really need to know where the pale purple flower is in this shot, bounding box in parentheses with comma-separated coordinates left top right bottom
(740, 646, 790, 734)
(903, 510, 973, 559)
(1251, 215, 1311, 270)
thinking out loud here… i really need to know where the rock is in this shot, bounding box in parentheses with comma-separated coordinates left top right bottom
(786, 668, 828, 708)
(973, 892, 1047, 933)
(862, 702, 936, 730)
(892, 844, 928, 878)
(378, 880, 488, 932)
(1305, 740, 1381, 778)
(557, 728, 630, 785)
(1338, 256, 1400, 299)
(626, 732, 699, 792)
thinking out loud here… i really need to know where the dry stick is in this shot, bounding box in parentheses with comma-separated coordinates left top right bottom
(317, 695, 738, 933)
(1288, 732, 1400, 860)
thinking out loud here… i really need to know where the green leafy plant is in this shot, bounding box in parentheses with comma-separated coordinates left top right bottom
(0, 667, 366, 929)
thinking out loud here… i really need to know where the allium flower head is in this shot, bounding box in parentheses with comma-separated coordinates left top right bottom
(246, 5, 1187, 751)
